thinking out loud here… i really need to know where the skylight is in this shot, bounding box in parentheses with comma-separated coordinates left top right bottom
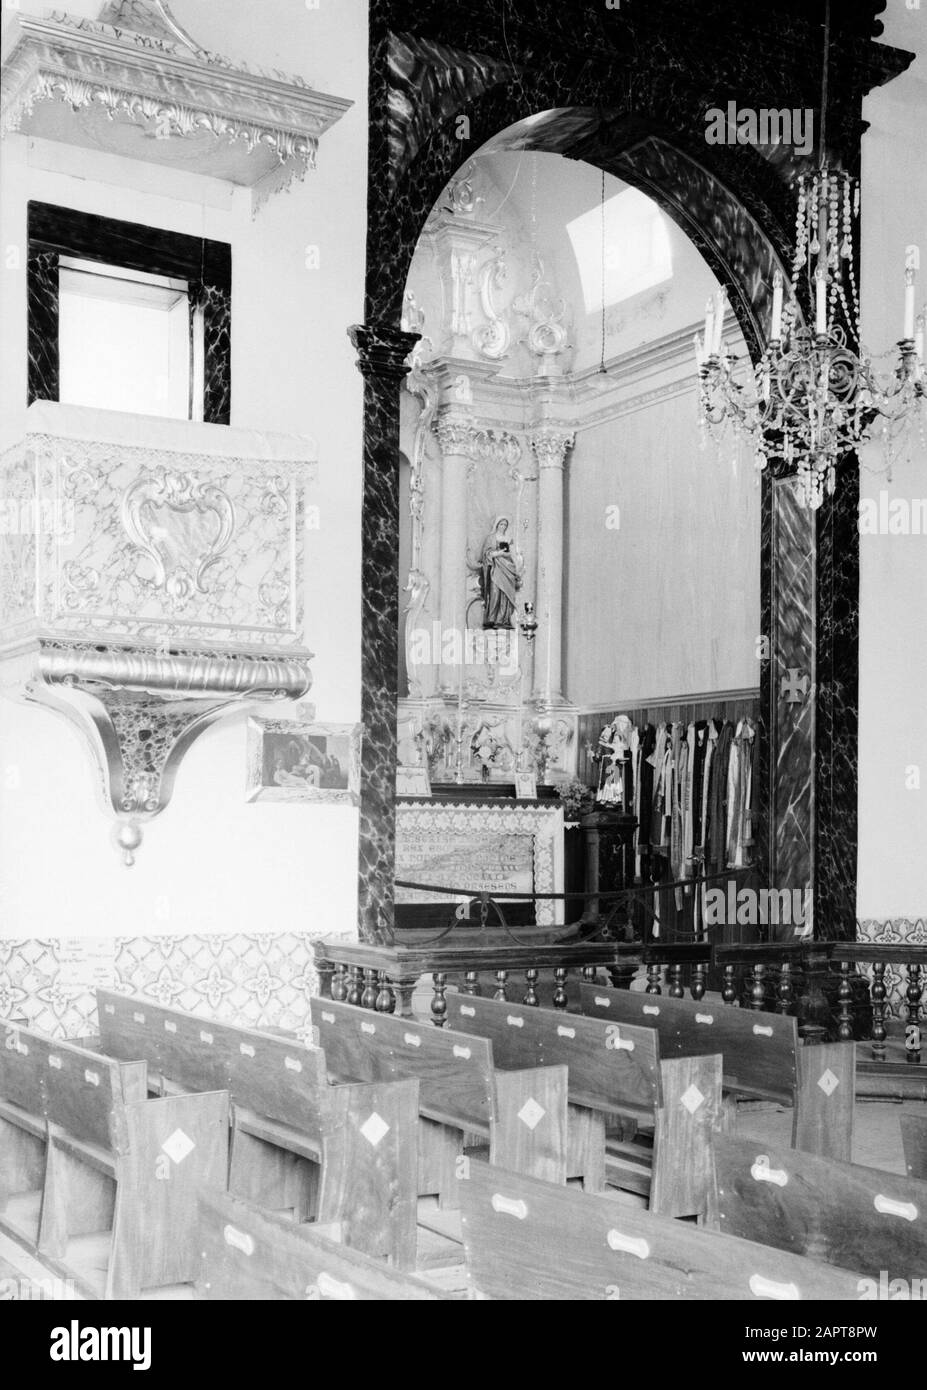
(567, 187, 673, 314)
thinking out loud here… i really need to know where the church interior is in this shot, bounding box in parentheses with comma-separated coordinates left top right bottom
(0, 0, 925, 1310)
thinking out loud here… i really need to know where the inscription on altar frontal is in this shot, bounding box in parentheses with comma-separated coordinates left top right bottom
(395, 829, 534, 903)
(394, 802, 563, 924)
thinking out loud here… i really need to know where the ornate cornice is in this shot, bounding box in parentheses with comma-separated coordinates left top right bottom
(1, 6, 352, 212)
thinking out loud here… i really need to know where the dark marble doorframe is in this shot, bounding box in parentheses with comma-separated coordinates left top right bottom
(353, 1, 910, 944)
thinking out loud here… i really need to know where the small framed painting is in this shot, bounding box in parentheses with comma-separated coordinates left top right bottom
(247, 718, 362, 804)
(514, 772, 538, 800)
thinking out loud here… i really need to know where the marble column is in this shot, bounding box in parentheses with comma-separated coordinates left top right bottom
(348, 322, 420, 946)
(434, 409, 474, 694)
(530, 425, 574, 705)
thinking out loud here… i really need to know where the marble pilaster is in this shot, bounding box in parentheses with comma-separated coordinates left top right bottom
(348, 322, 420, 946)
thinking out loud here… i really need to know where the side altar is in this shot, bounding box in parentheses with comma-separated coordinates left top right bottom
(395, 791, 565, 927)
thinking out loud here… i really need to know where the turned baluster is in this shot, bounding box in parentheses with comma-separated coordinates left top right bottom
(722, 964, 738, 1005)
(690, 960, 706, 1001)
(668, 963, 684, 999)
(315, 957, 335, 1000)
(375, 974, 395, 1013)
(362, 968, 379, 1010)
(836, 960, 854, 1041)
(431, 972, 448, 1028)
(392, 974, 418, 1020)
(749, 963, 766, 1011)
(494, 969, 509, 1002)
(905, 964, 923, 1064)
(463, 969, 482, 997)
(552, 967, 568, 1011)
(870, 961, 887, 1062)
(346, 965, 364, 1008)
(330, 963, 349, 1003)
(645, 961, 663, 995)
(524, 968, 540, 1007)
(776, 961, 793, 1015)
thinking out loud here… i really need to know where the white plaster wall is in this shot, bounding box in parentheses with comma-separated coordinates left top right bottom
(857, 4, 927, 917)
(0, 0, 368, 940)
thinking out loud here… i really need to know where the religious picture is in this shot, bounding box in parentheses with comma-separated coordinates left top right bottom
(246, 719, 362, 804)
(478, 515, 523, 629)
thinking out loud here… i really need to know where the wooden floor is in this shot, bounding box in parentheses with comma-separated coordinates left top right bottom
(2, 1081, 923, 1300)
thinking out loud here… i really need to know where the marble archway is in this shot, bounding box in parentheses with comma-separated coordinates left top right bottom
(351, 2, 911, 946)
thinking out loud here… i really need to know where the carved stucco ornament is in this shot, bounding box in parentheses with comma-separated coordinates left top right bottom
(0, 403, 317, 864)
(1, 2, 352, 213)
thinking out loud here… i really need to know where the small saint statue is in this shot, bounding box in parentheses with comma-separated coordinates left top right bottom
(478, 515, 522, 629)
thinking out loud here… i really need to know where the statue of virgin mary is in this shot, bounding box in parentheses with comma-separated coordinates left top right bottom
(478, 515, 521, 629)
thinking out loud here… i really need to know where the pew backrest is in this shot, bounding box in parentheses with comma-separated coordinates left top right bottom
(2, 1021, 132, 1154)
(312, 997, 496, 1131)
(713, 1133, 927, 1279)
(98, 989, 330, 1133)
(197, 1191, 448, 1300)
(458, 1159, 867, 1300)
(580, 983, 796, 1104)
(445, 993, 661, 1119)
(580, 984, 855, 1161)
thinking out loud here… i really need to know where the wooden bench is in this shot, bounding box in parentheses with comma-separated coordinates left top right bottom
(901, 1112, 927, 1180)
(713, 1133, 927, 1280)
(311, 997, 569, 1206)
(196, 1191, 451, 1300)
(0, 1020, 228, 1299)
(445, 992, 723, 1218)
(96, 989, 420, 1270)
(458, 1159, 867, 1300)
(580, 982, 855, 1161)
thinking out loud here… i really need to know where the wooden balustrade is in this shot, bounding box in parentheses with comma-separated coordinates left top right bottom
(313, 936, 927, 1095)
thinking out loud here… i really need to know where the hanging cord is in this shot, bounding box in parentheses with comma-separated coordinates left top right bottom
(599, 164, 607, 374)
(818, 0, 830, 170)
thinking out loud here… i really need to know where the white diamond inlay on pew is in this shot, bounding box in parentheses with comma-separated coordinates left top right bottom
(162, 1129, 195, 1165)
(817, 1069, 840, 1096)
(518, 1098, 546, 1130)
(680, 1085, 705, 1114)
(360, 1112, 390, 1147)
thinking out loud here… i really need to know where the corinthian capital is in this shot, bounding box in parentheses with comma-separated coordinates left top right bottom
(434, 411, 475, 457)
(433, 412, 522, 468)
(530, 427, 575, 471)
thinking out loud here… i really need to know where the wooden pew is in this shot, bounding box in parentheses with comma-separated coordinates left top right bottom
(311, 998, 569, 1205)
(196, 1191, 451, 1300)
(901, 1112, 927, 1180)
(446, 992, 723, 1218)
(458, 1159, 867, 1300)
(96, 989, 419, 1270)
(713, 1133, 927, 1281)
(0, 1020, 228, 1299)
(580, 982, 855, 1161)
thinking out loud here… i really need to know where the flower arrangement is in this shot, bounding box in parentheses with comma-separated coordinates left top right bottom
(556, 777, 596, 820)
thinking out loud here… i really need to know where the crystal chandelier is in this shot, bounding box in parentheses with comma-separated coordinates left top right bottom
(695, 4, 925, 509)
